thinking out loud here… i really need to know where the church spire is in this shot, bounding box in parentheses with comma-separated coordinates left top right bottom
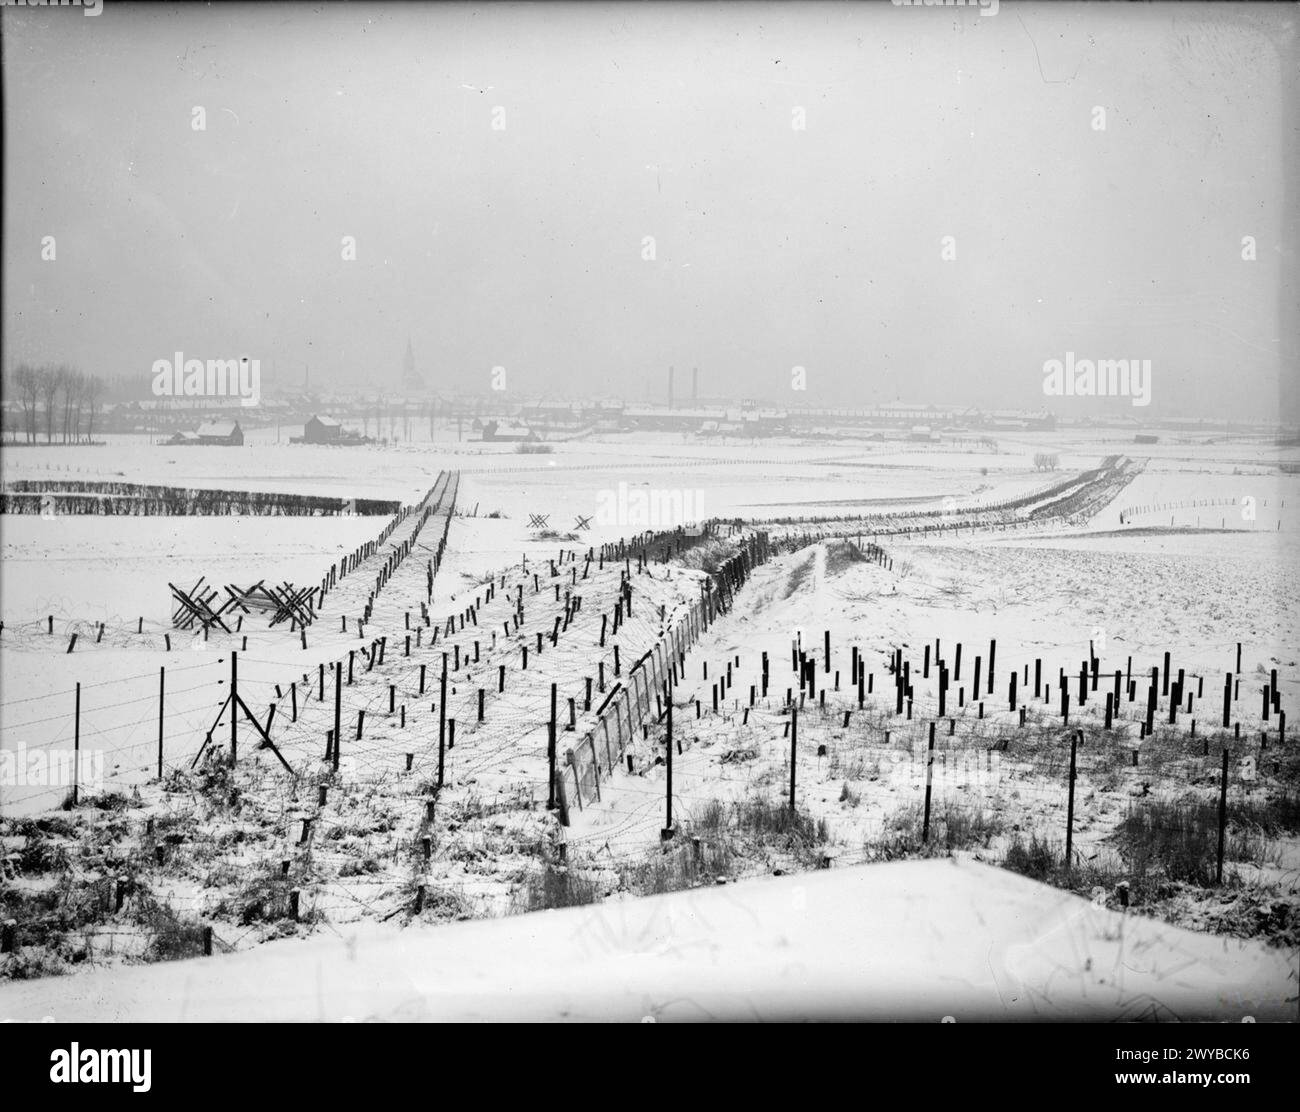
(402, 337, 424, 393)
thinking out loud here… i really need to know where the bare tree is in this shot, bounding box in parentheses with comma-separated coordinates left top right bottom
(84, 376, 103, 442)
(60, 367, 85, 443)
(71, 370, 88, 443)
(14, 364, 40, 443)
(58, 366, 72, 443)
(37, 365, 59, 444)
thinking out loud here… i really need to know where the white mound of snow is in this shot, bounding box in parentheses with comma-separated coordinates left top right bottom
(1, 859, 1292, 1022)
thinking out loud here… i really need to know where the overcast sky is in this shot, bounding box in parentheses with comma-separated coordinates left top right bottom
(2, 1, 1296, 417)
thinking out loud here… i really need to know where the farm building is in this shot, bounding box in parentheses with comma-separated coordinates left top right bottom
(876, 402, 944, 422)
(622, 405, 726, 431)
(303, 414, 342, 443)
(291, 414, 369, 445)
(169, 421, 243, 445)
(476, 420, 538, 443)
(981, 409, 1057, 432)
(520, 400, 581, 425)
(195, 420, 244, 445)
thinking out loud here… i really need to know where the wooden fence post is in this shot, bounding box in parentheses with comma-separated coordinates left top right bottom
(1064, 731, 1078, 872)
(157, 667, 165, 778)
(547, 682, 558, 810)
(73, 682, 81, 807)
(333, 660, 342, 772)
(438, 656, 448, 788)
(230, 650, 238, 763)
(664, 678, 673, 835)
(789, 702, 798, 813)
(922, 722, 935, 843)
(1216, 748, 1229, 884)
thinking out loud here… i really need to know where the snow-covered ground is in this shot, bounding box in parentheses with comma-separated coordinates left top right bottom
(1, 429, 1297, 1004)
(0, 859, 1290, 1022)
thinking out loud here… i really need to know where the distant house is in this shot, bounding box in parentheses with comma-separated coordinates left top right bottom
(621, 405, 726, 431)
(291, 414, 368, 446)
(165, 430, 201, 446)
(521, 401, 580, 426)
(983, 409, 1057, 432)
(875, 402, 937, 422)
(195, 420, 243, 445)
(909, 425, 938, 442)
(478, 420, 538, 443)
(304, 414, 342, 443)
(1134, 434, 1159, 445)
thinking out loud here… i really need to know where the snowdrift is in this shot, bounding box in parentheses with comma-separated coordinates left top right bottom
(1, 859, 1292, 1022)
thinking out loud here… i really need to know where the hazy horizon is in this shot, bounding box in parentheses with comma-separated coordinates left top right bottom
(3, 1, 1296, 420)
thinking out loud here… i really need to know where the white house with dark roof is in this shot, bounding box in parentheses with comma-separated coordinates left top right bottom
(194, 420, 244, 445)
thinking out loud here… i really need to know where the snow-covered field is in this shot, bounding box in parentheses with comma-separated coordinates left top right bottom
(1, 429, 1297, 1017)
(1, 859, 1290, 1022)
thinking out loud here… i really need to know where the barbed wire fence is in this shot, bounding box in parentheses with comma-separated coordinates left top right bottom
(0, 509, 772, 969)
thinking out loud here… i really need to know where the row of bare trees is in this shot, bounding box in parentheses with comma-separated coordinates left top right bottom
(9, 364, 104, 445)
(360, 398, 452, 442)
(362, 401, 418, 442)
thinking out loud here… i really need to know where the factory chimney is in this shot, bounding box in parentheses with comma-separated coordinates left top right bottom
(668, 365, 675, 410)
(692, 366, 699, 403)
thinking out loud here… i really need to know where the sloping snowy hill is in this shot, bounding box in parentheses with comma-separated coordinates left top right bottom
(2, 859, 1292, 1022)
